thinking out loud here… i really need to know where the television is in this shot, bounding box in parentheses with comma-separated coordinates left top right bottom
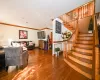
(37, 31, 46, 39)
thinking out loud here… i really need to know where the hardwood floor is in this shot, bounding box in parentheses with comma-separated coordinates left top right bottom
(0, 49, 90, 80)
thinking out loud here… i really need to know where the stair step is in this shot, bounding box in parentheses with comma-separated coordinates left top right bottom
(65, 57, 92, 75)
(67, 26, 73, 28)
(76, 41, 93, 45)
(74, 44, 93, 50)
(64, 58, 92, 79)
(74, 48, 93, 54)
(68, 55, 92, 69)
(69, 53, 92, 64)
(72, 52, 92, 60)
(73, 51, 92, 56)
(77, 37, 93, 41)
(68, 27, 74, 30)
(79, 34, 93, 37)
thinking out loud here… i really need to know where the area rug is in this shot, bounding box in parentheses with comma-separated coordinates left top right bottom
(12, 66, 36, 80)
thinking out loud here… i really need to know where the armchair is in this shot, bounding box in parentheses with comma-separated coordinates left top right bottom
(4, 47, 28, 67)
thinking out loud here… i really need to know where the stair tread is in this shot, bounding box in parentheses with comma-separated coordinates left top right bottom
(74, 44, 93, 50)
(68, 53, 92, 64)
(77, 39, 93, 41)
(76, 42, 93, 45)
(76, 41, 93, 45)
(64, 59, 92, 79)
(78, 36, 93, 39)
(79, 33, 93, 34)
(68, 56, 92, 69)
(74, 46, 93, 50)
(76, 40, 93, 42)
(73, 51, 92, 56)
(78, 36, 93, 37)
(79, 34, 93, 37)
(65, 57, 92, 75)
(68, 26, 73, 28)
(74, 48, 93, 54)
(77, 38, 93, 40)
(74, 43, 93, 46)
(72, 52, 92, 60)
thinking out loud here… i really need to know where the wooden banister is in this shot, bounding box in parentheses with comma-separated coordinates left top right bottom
(53, 40, 66, 43)
(62, 15, 94, 25)
(63, 21, 78, 58)
(58, 1, 94, 21)
(57, 1, 96, 79)
(53, 28, 76, 44)
(73, 20, 79, 46)
(93, 13, 100, 80)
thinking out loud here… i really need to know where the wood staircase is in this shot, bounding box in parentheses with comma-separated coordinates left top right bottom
(63, 23, 75, 32)
(64, 33, 94, 79)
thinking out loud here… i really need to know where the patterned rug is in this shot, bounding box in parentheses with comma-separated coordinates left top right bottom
(12, 66, 36, 80)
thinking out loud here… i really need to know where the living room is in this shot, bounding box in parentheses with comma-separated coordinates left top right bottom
(0, 23, 52, 49)
(0, 0, 100, 80)
(0, 23, 53, 79)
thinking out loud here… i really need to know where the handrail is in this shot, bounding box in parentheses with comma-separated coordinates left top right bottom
(95, 12, 100, 15)
(61, 14, 93, 59)
(63, 19, 77, 24)
(95, 44, 100, 48)
(68, 29, 76, 40)
(62, 14, 93, 25)
(53, 29, 76, 44)
(53, 40, 66, 43)
(63, 19, 78, 58)
(53, 40, 75, 43)
(93, 13, 100, 80)
(58, 1, 94, 19)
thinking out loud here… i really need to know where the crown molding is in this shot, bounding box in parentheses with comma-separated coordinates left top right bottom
(0, 22, 52, 30)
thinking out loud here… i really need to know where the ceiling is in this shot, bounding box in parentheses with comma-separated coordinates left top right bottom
(0, 0, 92, 29)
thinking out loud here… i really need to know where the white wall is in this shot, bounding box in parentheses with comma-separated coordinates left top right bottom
(96, 0, 100, 13)
(97, 14, 100, 25)
(52, 18, 71, 55)
(0, 24, 38, 47)
(53, 18, 70, 42)
(45, 29, 52, 40)
(78, 16, 91, 33)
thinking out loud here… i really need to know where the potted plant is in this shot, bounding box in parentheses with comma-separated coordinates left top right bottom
(55, 47, 60, 57)
(88, 18, 93, 33)
(61, 31, 72, 40)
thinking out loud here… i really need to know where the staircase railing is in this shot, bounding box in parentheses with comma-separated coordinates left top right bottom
(63, 41, 75, 58)
(62, 15, 94, 59)
(57, 1, 96, 79)
(72, 20, 79, 47)
(93, 13, 100, 80)
(62, 14, 94, 57)
(62, 13, 100, 79)
(63, 19, 79, 58)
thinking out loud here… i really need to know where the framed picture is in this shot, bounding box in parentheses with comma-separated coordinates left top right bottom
(55, 21, 62, 34)
(19, 30, 28, 39)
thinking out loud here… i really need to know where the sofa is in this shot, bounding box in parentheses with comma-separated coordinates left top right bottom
(4, 47, 28, 67)
(11, 41, 35, 50)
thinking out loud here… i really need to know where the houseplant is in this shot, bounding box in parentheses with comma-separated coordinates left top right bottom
(55, 47, 60, 57)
